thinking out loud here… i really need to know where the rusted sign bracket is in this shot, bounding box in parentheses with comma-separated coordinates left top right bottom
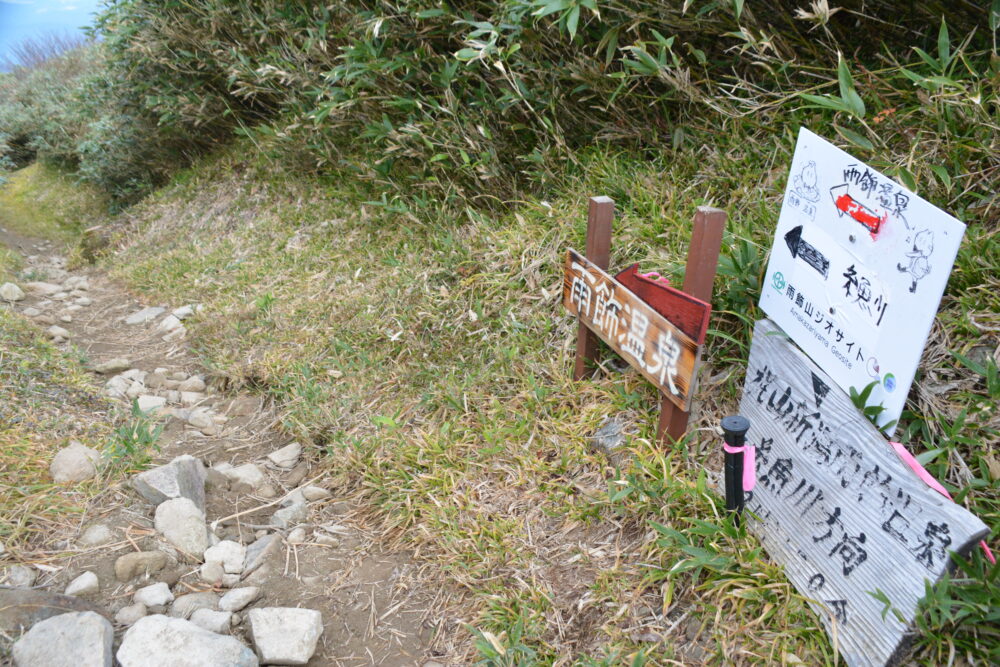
(566, 196, 725, 444)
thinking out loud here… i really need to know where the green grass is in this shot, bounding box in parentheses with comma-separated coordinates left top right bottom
(98, 110, 999, 663)
(0, 162, 107, 244)
(0, 308, 115, 552)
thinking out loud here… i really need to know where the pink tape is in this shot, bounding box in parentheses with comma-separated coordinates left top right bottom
(890, 441, 995, 565)
(638, 271, 670, 287)
(723, 443, 756, 492)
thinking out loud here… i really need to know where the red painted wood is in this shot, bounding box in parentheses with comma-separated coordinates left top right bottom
(614, 264, 712, 345)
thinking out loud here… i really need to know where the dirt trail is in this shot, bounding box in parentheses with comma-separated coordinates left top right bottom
(0, 230, 450, 666)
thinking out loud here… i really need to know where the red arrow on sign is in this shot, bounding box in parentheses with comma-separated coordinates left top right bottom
(830, 184, 886, 234)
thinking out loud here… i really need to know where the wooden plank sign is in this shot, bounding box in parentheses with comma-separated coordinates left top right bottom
(739, 318, 989, 667)
(563, 248, 699, 411)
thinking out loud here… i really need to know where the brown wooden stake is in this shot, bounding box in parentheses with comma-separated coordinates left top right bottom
(573, 196, 614, 380)
(657, 206, 726, 444)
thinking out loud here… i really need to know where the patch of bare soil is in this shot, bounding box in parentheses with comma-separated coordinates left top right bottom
(1, 230, 454, 666)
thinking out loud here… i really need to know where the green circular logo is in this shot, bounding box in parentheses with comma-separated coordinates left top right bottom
(772, 271, 787, 291)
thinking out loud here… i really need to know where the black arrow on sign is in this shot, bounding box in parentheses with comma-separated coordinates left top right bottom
(784, 225, 830, 278)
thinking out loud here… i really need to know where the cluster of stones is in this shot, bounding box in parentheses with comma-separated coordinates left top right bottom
(4, 447, 330, 666)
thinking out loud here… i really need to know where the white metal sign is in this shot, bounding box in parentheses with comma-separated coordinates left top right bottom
(760, 128, 966, 431)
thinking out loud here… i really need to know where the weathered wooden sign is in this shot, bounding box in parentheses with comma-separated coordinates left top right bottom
(563, 248, 699, 411)
(760, 128, 966, 433)
(740, 318, 989, 667)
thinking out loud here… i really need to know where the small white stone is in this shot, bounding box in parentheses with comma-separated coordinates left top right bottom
(162, 326, 186, 343)
(154, 498, 208, 557)
(266, 442, 302, 469)
(65, 571, 100, 596)
(286, 528, 307, 544)
(59, 314, 72, 323)
(2, 564, 37, 587)
(134, 582, 174, 607)
(218, 587, 260, 612)
(75, 296, 93, 307)
(137, 395, 167, 413)
(50, 441, 101, 483)
(79, 523, 114, 547)
(46, 325, 71, 339)
(190, 608, 232, 634)
(248, 607, 323, 665)
(22, 307, 41, 317)
(125, 306, 165, 325)
(172, 305, 195, 319)
(178, 376, 206, 393)
(199, 560, 224, 586)
(0, 282, 25, 301)
(156, 314, 183, 333)
(301, 486, 331, 502)
(204, 541, 246, 574)
(115, 603, 148, 626)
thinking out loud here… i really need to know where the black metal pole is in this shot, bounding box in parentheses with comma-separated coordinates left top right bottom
(721, 415, 751, 526)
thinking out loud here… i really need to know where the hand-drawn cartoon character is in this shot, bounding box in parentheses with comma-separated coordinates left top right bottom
(896, 229, 934, 293)
(792, 160, 821, 202)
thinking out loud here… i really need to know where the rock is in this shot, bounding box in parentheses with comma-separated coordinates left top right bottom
(22, 307, 41, 317)
(133, 455, 206, 512)
(190, 608, 232, 634)
(219, 586, 260, 611)
(204, 541, 246, 574)
(137, 395, 167, 413)
(25, 282, 62, 296)
(187, 409, 215, 432)
(50, 441, 100, 483)
(125, 381, 145, 400)
(115, 603, 147, 626)
(65, 571, 100, 596)
(145, 370, 168, 390)
(271, 503, 307, 529)
(283, 462, 309, 487)
(222, 574, 241, 588)
(92, 358, 131, 375)
(0, 589, 110, 634)
(59, 314, 72, 323)
(115, 551, 168, 582)
(286, 528, 306, 544)
(154, 498, 208, 557)
(205, 467, 229, 492)
(122, 368, 146, 382)
(35, 314, 56, 326)
(172, 305, 195, 320)
(248, 607, 323, 666)
(79, 523, 114, 547)
(314, 533, 338, 547)
(75, 296, 93, 307)
(180, 391, 204, 406)
(588, 417, 628, 462)
(2, 564, 37, 588)
(200, 562, 224, 586)
(266, 442, 302, 469)
(125, 306, 165, 325)
(0, 282, 25, 301)
(66, 304, 82, 311)
(11, 611, 113, 667)
(257, 484, 276, 499)
(225, 463, 266, 493)
(51, 291, 69, 301)
(156, 314, 183, 333)
(46, 325, 71, 340)
(104, 375, 130, 398)
(117, 615, 258, 667)
(169, 592, 218, 619)
(63, 276, 89, 291)
(178, 376, 206, 393)
(169, 370, 188, 381)
(242, 535, 279, 577)
(162, 327, 186, 343)
(301, 486, 330, 502)
(134, 582, 174, 607)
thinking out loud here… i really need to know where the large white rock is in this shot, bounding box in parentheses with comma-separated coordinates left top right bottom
(50, 441, 100, 483)
(266, 442, 302, 469)
(92, 358, 131, 375)
(117, 615, 258, 667)
(133, 455, 206, 512)
(204, 541, 246, 575)
(0, 282, 25, 301)
(136, 395, 167, 413)
(248, 607, 323, 666)
(154, 498, 208, 557)
(134, 582, 174, 608)
(12, 610, 113, 667)
(218, 587, 259, 612)
(65, 571, 100, 597)
(125, 306, 165, 325)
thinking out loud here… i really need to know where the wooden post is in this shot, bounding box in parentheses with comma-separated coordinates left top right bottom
(657, 206, 726, 443)
(573, 196, 614, 380)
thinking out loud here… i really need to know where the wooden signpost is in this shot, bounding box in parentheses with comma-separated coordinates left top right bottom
(739, 318, 988, 667)
(564, 196, 724, 441)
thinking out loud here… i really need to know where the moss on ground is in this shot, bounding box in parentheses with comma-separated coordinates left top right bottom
(0, 162, 107, 244)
